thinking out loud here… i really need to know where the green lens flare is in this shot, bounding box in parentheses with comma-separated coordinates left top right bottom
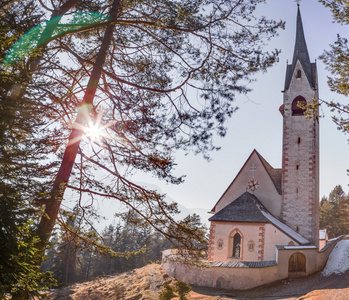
(3, 12, 110, 67)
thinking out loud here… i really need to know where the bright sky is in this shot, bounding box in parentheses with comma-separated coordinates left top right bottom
(136, 0, 349, 211)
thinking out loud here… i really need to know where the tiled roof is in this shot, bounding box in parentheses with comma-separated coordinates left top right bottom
(284, 6, 316, 90)
(209, 192, 270, 223)
(210, 260, 277, 268)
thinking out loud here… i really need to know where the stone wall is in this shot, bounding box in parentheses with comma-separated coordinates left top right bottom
(162, 238, 343, 290)
(162, 249, 281, 290)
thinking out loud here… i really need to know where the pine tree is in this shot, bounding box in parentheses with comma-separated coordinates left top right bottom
(3, 1, 284, 292)
(319, 185, 348, 238)
(318, 1, 349, 157)
(0, 1, 57, 298)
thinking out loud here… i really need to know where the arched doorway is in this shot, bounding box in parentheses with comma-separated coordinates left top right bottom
(288, 252, 306, 276)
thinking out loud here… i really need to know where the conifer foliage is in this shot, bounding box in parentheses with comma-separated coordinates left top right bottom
(0, 1, 57, 298)
(318, 1, 349, 144)
(32, 0, 284, 258)
(41, 210, 198, 285)
(320, 185, 349, 238)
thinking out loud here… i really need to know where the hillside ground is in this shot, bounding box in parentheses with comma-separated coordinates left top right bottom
(46, 263, 349, 300)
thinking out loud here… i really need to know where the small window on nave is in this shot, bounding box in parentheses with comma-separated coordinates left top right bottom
(292, 96, 307, 116)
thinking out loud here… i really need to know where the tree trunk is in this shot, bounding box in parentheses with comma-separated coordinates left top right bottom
(35, 0, 121, 256)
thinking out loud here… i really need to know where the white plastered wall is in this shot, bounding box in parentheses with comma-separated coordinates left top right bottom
(210, 221, 298, 262)
(214, 151, 282, 218)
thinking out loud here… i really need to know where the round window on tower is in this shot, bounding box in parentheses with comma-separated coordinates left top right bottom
(292, 96, 307, 116)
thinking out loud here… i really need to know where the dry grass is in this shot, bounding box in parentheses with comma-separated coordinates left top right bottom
(47, 264, 174, 300)
(46, 264, 349, 300)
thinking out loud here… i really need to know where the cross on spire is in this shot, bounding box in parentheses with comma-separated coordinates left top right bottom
(295, 0, 301, 6)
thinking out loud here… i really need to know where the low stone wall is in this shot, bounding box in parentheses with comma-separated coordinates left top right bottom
(162, 238, 345, 290)
(162, 250, 283, 290)
(276, 246, 318, 277)
(317, 235, 345, 271)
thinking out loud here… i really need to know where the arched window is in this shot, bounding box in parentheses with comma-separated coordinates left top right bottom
(296, 69, 302, 78)
(292, 96, 307, 116)
(232, 233, 241, 258)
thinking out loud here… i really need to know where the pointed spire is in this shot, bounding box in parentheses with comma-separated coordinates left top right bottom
(292, 6, 311, 69)
(284, 5, 316, 90)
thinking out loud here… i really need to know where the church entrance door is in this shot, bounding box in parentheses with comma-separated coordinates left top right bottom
(288, 252, 306, 276)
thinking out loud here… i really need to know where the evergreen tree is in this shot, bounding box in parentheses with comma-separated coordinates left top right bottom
(319, 185, 348, 238)
(318, 1, 349, 156)
(25, 0, 284, 267)
(0, 1, 57, 298)
(339, 193, 349, 232)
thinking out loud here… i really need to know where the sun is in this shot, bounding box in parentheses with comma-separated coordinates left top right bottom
(82, 108, 116, 145)
(85, 122, 102, 141)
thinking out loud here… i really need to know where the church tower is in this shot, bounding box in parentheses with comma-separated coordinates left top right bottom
(280, 6, 319, 246)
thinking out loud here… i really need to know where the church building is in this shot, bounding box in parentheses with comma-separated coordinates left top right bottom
(163, 6, 343, 289)
(207, 4, 319, 264)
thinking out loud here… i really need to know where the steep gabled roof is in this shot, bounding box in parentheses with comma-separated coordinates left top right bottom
(209, 192, 310, 245)
(256, 151, 282, 195)
(210, 149, 281, 213)
(284, 6, 316, 90)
